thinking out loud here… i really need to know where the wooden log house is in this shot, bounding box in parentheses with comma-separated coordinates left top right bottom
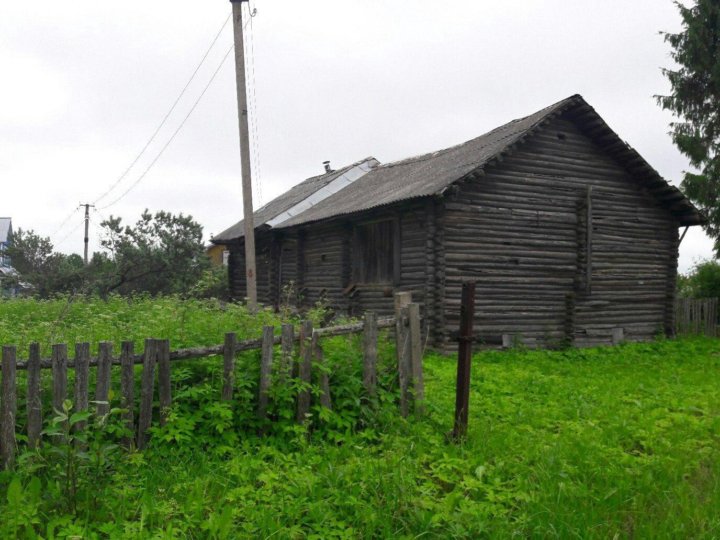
(213, 95, 704, 349)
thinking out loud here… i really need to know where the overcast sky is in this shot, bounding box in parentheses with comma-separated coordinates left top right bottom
(1, 0, 714, 272)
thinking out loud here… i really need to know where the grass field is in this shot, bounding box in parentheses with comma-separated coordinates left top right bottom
(0, 297, 719, 538)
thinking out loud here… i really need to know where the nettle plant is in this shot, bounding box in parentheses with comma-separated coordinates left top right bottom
(17, 399, 131, 517)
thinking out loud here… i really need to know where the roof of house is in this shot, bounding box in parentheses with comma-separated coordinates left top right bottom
(214, 94, 704, 243)
(0, 218, 11, 244)
(213, 158, 378, 242)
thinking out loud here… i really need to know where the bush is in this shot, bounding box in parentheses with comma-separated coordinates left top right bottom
(678, 259, 720, 297)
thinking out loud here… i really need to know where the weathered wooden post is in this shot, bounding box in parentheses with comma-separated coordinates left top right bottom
(137, 339, 157, 450)
(280, 323, 295, 383)
(74, 343, 90, 431)
(1, 346, 17, 469)
(120, 341, 135, 449)
(296, 320, 313, 423)
(453, 281, 476, 440)
(394, 292, 412, 417)
(157, 339, 171, 426)
(222, 332, 237, 401)
(362, 312, 378, 399)
(95, 341, 113, 417)
(27, 343, 42, 448)
(408, 302, 424, 414)
(51, 344, 68, 413)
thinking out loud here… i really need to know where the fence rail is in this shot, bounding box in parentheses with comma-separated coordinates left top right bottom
(675, 297, 719, 337)
(0, 296, 424, 470)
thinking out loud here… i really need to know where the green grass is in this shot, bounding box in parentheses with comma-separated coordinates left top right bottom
(1, 297, 719, 538)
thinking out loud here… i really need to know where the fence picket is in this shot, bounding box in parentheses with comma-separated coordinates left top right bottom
(120, 341, 135, 449)
(95, 342, 113, 417)
(27, 343, 42, 449)
(362, 312, 378, 400)
(280, 323, 294, 384)
(74, 343, 90, 431)
(137, 339, 157, 450)
(408, 302, 424, 414)
(51, 344, 68, 414)
(158, 339, 171, 427)
(296, 320, 313, 423)
(222, 333, 237, 401)
(1, 346, 17, 468)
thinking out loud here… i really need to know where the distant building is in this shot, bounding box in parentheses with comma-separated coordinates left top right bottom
(0, 218, 21, 296)
(0, 217, 11, 268)
(206, 243, 229, 267)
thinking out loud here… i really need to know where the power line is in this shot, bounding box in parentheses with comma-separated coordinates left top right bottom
(100, 43, 235, 211)
(54, 214, 86, 248)
(92, 12, 232, 206)
(246, 1, 263, 206)
(49, 207, 81, 238)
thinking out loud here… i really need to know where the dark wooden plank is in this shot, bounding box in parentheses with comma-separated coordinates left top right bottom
(453, 281, 476, 440)
(51, 344, 68, 414)
(74, 342, 90, 431)
(280, 323, 294, 384)
(27, 343, 42, 449)
(257, 326, 274, 420)
(362, 312, 378, 399)
(296, 320, 313, 423)
(408, 302, 424, 413)
(222, 332, 237, 401)
(1, 346, 17, 469)
(137, 339, 157, 450)
(120, 341, 135, 449)
(95, 342, 113, 417)
(394, 292, 412, 417)
(157, 339, 171, 427)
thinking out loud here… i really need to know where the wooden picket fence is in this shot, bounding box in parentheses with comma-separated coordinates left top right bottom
(675, 297, 719, 337)
(0, 294, 424, 470)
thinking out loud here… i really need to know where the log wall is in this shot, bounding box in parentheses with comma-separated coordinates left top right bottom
(442, 114, 681, 348)
(227, 201, 432, 321)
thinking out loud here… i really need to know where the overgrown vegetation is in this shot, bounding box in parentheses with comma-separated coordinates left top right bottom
(0, 298, 719, 537)
(678, 258, 720, 297)
(5, 210, 225, 299)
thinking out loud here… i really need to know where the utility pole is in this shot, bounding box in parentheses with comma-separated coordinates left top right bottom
(80, 203, 95, 265)
(230, 0, 257, 310)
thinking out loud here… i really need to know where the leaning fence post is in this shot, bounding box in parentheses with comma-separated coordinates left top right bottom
(120, 341, 135, 449)
(27, 343, 42, 449)
(362, 312, 378, 400)
(453, 281, 476, 440)
(408, 302, 424, 414)
(313, 331, 332, 410)
(137, 339, 157, 450)
(157, 339, 171, 427)
(51, 344, 68, 414)
(257, 326, 274, 421)
(394, 292, 412, 417)
(222, 332, 237, 401)
(1, 346, 17, 469)
(74, 342, 90, 432)
(95, 342, 113, 417)
(296, 320, 313, 423)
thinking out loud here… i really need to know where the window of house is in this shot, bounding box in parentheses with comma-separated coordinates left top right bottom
(353, 219, 398, 284)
